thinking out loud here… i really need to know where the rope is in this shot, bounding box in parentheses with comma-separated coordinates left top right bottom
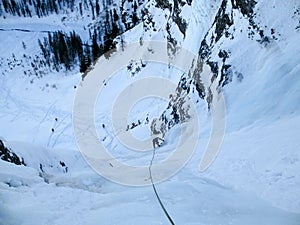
(149, 147, 175, 225)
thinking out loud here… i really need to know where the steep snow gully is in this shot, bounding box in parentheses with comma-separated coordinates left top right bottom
(1, 0, 300, 224)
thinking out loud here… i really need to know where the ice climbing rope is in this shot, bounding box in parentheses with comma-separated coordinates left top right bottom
(149, 147, 175, 225)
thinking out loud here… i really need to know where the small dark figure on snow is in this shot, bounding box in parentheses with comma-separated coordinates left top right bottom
(51, 128, 54, 132)
(152, 137, 164, 148)
(39, 163, 44, 172)
(131, 122, 137, 129)
(60, 161, 68, 173)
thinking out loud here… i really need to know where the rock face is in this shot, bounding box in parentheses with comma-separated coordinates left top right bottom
(0, 139, 25, 166)
(150, 0, 281, 133)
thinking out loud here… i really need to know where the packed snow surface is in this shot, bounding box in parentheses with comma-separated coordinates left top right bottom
(0, 0, 300, 224)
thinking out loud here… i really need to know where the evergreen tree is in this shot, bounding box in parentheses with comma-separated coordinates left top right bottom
(132, 12, 139, 26)
(95, 0, 100, 16)
(113, 8, 119, 21)
(79, 2, 83, 15)
(111, 23, 119, 37)
(92, 32, 100, 61)
(90, 0, 95, 19)
(133, 1, 137, 11)
(80, 44, 92, 73)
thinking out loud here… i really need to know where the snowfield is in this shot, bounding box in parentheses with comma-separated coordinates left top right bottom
(1, 0, 300, 224)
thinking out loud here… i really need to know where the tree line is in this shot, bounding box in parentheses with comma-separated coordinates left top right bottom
(1, 0, 75, 17)
(38, 28, 121, 73)
(2, 0, 143, 73)
(36, 0, 141, 73)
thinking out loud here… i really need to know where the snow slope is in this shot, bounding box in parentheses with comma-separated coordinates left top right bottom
(1, 140, 300, 225)
(0, 0, 300, 224)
